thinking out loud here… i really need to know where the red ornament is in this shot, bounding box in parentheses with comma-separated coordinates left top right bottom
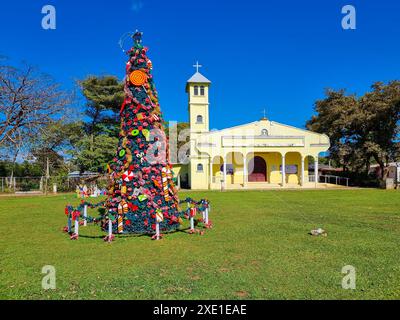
(128, 203, 139, 211)
(122, 170, 134, 182)
(72, 210, 80, 221)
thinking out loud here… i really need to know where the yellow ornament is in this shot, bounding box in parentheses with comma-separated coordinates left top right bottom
(142, 129, 150, 141)
(121, 185, 127, 195)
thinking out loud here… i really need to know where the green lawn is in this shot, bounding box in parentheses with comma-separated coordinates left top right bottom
(0, 189, 399, 300)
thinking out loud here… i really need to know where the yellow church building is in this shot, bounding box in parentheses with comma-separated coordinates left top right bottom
(172, 67, 330, 190)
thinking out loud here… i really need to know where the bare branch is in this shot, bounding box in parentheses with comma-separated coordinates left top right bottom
(0, 63, 72, 150)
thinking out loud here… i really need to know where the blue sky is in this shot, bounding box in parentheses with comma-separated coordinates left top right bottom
(1, 0, 400, 130)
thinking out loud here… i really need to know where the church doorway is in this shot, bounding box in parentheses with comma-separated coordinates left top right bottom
(248, 156, 267, 182)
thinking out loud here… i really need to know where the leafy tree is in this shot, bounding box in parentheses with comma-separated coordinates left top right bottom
(306, 89, 358, 172)
(356, 81, 400, 177)
(0, 160, 42, 177)
(30, 120, 75, 175)
(307, 81, 400, 180)
(69, 133, 118, 173)
(70, 76, 124, 172)
(79, 76, 124, 137)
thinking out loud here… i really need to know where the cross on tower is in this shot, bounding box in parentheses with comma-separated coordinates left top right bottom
(262, 108, 267, 119)
(193, 61, 202, 73)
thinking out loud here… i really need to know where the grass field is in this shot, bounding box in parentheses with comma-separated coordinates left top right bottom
(0, 189, 399, 300)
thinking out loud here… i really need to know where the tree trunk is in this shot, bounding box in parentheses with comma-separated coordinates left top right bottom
(9, 149, 19, 191)
(364, 157, 371, 177)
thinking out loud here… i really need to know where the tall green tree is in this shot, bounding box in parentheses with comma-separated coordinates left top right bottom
(306, 89, 358, 171)
(79, 76, 124, 136)
(307, 81, 400, 179)
(29, 120, 79, 177)
(69, 131, 118, 172)
(356, 81, 400, 176)
(74, 76, 124, 172)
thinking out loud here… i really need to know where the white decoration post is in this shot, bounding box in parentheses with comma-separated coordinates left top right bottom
(205, 207, 209, 225)
(188, 203, 194, 231)
(74, 218, 79, 236)
(83, 205, 88, 227)
(155, 209, 163, 240)
(108, 219, 112, 238)
(190, 215, 194, 230)
(155, 222, 160, 240)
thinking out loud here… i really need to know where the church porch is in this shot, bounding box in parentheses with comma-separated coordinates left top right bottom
(209, 151, 319, 190)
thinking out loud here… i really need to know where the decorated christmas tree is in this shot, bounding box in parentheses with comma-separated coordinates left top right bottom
(104, 31, 182, 235)
(64, 31, 211, 241)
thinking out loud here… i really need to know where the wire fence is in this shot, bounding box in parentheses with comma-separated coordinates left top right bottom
(1, 177, 43, 193)
(0, 176, 85, 194)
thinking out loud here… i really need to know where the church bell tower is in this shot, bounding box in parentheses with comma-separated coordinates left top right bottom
(186, 62, 211, 189)
(186, 61, 211, 134)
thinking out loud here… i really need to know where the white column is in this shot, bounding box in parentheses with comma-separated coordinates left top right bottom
(281, 153, 286, 187)
(243, 154, 247, 187)
(223, 156, 227, 189)
(301, 156, 305, 186)
(209, 158, 213, 189)
(315, 156, 319, 188)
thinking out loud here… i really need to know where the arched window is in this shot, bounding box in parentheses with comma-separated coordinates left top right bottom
(220, 164, 234, 175)
(261, 129, 269, 136)
(197, 164, 204, 172)
(200, 86, 205, 96)
(196, 115, 203, 124)
(194, 86, 199, 96)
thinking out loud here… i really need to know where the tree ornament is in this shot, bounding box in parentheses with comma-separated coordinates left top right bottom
(117, 200, 129, 233)
(131, 129, 140, 136)
(142, 128, 150, 141)
(129, 70, 147, 86)
(119, 149, 126, 157)
(122, 170, 134, 182)
(121, 185, 127, 195)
